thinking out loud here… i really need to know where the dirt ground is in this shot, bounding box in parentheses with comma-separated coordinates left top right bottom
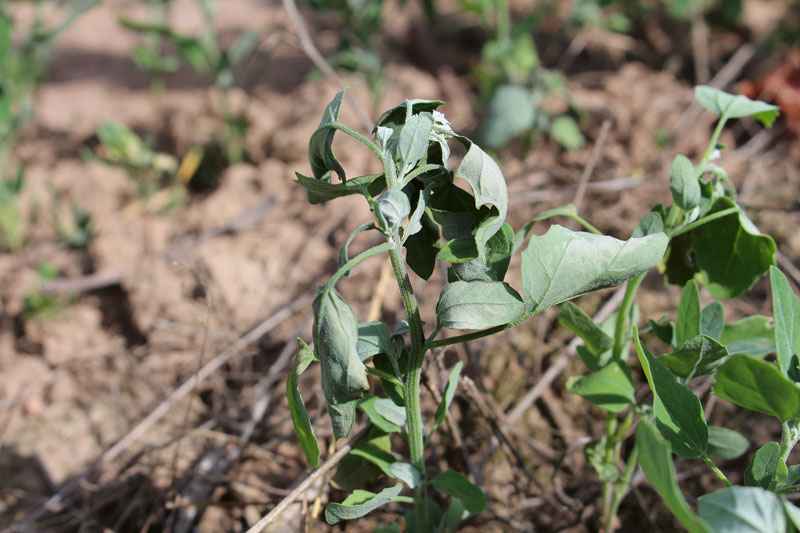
(1, 0, 800, 531)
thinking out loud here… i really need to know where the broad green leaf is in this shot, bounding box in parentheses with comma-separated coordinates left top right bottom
(771, 266, 800, 378)
(388, 462, 423, 489)
(403, 207, 440, 280)
(633, 210, 665, 238)
(701, 301, 725, 340)
(559, 301, 614, 356)
(713, 354, 800, 421)
(695, 86, 780, 126)
(441, 497, 466, 532)
(659, 334, 729, 380)
(706, 426, 749, 460)
(287, 338, 320, 466)
(745, 442, 783, 490)
(514, 203, 601, 253)
(720, 315, 776, 357)
(636, 419, 712, 533)
(313, 288, 369, 440)
(436, 281, 524, 330)
(650, 318, 676, 348)
(480, 84, 535, 149)
(332, 429, 390, 490)
(692, 197, 776, 299)
(376, 189, 411, 230)
(356, 321, 392, 360)
(403, 188, 429, 243)
(677, 281, 702, 347)
(550, 114, 585, 151)
(788, 464, 800, 486)
(521, 226, 668, 314)
(566, 360, 635, 413)
(434, 361, 463, 428)
(309, 90, 346, 181)
(432, 470, 487, 515)
(635, 332, 708, 458)
(395, 112, 434, 177)
(373, 353, 405, 406)
(295, 172, 385, 204)
(349, 441, 398, 480)
(452, 136, 508, 275)
(359, 396, 403, 433)
(325, 483, 404, 525)
(670, 155, 700, 211)
(697, 486, 785, 533)
(438, 237, 479, 264)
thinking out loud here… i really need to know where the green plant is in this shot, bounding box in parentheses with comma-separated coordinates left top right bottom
(127, 0, 180, 93)
(52, 196, 93, 249)
(460, 0, 586, 152)
(286, 90, 667, 529)
(119, 0, 260, 164)
(557, 86, 788, 530)
(23, 262, 74, 320)
(0, 166, 25, 252)
(86, 121, 179, 201)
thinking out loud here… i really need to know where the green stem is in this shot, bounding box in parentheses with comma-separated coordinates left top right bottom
(606, 441, 639, 533)
(669, 206, 739, 238)
(697, 116, 729, 171)
(426, 307, 536, 350)
(600, 412, 618, 527)
(399, 163, 440, 188)
(322, 242, 394, 295)
(702, 455, 732, 487)
(388, 236, 428, 532)
(780, 420, 800, 464)
(612, 272, 646, 361)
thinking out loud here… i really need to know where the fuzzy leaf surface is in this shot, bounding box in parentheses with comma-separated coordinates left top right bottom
(436, 281, 523, 330)
(697, 486, 785, 533)
(705, 426, 749, 460)
(670, 154, 701, 211)
(713, 354, 800, 421)
(325, 484, 404, 525)
(695, 86, 780, 126)
(309, 90, 346, 181)
(771, 266, 800, 378)
(287, 338, 320, 466)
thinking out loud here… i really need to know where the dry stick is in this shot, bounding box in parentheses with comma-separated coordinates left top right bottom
(245, 426, 370, 533)
(281, 0, 374, 133)
(509, 177, 644, 206)
(9, 299, 307, 532)
(573, 120, 612, 213)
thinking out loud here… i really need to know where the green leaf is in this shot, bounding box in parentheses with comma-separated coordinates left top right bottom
(550, 114, 585, 151)
(521, 226, 668, 314)
(359, 396, 404, 433)
(701, 301, 725, 340)
(332, 429, 390, 490)
(432, 470, 487, 516)
(376, 189, 411, 230)
(719, 315, 776, 357)
(356, 321, 392, 360)
(395, 112, 434, 176)
(659, 334, 729, 380)
(635, 332, 708, 458)
(309, 90, 346, 181)
(403, 207, 440, 280)
(340, 223, 377, 272)
(295, 172, 385, 204)
(670, 155, 701, 211)
(566, 360, 635, 413)
(691, 197, 776, 299)
(706, 426, 749, 460)
(436, 281, 524, 330)
(745, 442, 783, 490)
(695, 86, 781, 126)
(325, 483, 404, 525)
(676, 280, 702, 348)
(434, 361, 463, 428)
(633, 210, 665, 238)
(441, 497, 466, 532)
(388, 462, 423, 489)
(697, 486, 785, 533)
(784, 500, 800, 531)
(636, 419, 712, 533)
(287, 338, 320, 466)
(480, 84, 536, 149)
(771, 266, 800, 379)
(374, 99, 445, 131)
(313, 288, 369, 440)
(713, 354, 800, 422)
(559, 302, 614, 356)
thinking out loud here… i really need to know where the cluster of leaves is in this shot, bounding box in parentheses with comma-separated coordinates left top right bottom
(287, 89, 667, 529)
(457, 0, 586, 152)
(120, 0, 260, 165)
(559, 86, 797, 530)
(0, 1, 97, 252)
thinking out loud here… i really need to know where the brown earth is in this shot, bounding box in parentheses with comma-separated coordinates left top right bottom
(1, 0, 800, 531)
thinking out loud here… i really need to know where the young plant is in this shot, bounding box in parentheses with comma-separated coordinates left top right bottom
(127, 0, 180, 93)
(52, 196, 93, 249)
(119, 0, 260, 164)
(557, 86, 782, 530)
(0, 166, 25, 252)
(286, 90, 668, 529)
(460, 0, 585, 151)
(86, 121, 179, 201)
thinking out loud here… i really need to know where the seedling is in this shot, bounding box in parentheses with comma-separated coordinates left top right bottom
(558, 86, 784, 530)
(127, 0, 180, 93)
(23, 262, 74, 320)
(287, 91, 667, 529)
(52, 196, 93, 250)
(86, 121, 178, 201)
(119, 0, 260, 164)
(0, 166, 26, 253)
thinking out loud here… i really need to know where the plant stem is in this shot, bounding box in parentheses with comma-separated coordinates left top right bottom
(780, 420, 800, 464)
(669, 206, 739, 238)
(612, 272, 645, 361)
(388, 236, 428, 532)
(697, 116, 728, 171)
(702, 455, 732, 487)
(606, 441, 639, 533)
